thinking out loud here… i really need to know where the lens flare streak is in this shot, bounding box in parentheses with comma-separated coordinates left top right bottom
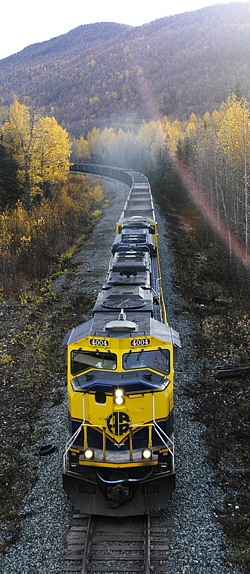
(173, 155, 250, 270)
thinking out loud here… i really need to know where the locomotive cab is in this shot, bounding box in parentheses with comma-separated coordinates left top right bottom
(62, 317, 180, 515)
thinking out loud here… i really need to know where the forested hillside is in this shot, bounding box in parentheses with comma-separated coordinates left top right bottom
(0, 3, 250, 135)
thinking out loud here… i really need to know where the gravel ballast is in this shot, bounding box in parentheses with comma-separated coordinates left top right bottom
(0, 177, 243, 573)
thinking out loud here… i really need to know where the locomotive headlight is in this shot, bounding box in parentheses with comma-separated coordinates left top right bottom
(142, 448, 152, 460)
(114, 387, 125, 405)
(84, 448, 94, 460)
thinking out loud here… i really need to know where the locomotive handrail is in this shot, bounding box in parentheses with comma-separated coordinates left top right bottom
(64, 417, 173, 468)
(63, 422, 83, 472)
(152, 393, 174, 456)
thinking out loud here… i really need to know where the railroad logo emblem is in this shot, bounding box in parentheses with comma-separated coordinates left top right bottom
(107, 412, 130, 436)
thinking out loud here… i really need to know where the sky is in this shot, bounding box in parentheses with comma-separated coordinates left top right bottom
(0, 0, 247, 61)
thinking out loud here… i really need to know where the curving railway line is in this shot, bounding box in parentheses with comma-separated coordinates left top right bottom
(61, 163, 175, 572)
(64, 163, 180, 517)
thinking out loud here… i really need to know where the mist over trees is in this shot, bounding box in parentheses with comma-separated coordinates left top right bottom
(0, 89, 250, 295)
(71, 94, 250, 266)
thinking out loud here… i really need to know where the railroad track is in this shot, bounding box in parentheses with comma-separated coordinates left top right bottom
(63, 512, 171, 573)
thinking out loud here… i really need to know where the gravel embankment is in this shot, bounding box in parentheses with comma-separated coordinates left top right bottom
(0, 178, 243, 573)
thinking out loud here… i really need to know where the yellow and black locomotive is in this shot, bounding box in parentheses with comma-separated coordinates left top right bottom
(62, 165, 181, 516)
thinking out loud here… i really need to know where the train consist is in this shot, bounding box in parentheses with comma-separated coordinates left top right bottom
(62, 164, 181, 516)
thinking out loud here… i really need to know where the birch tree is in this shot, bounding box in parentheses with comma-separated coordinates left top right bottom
(217, 96, 250, 252)
(2, 101, 71, 211)
(2, 101, 36, 212)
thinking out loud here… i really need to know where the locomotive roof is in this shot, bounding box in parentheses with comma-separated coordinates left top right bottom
(61, 314, 181, 348)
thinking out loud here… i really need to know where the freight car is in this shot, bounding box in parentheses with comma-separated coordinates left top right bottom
(62, 164, 181, 516)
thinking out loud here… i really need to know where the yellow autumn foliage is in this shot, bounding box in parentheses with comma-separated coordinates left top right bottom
(2, 101, 71, 210)
(0, 175, 104, 294)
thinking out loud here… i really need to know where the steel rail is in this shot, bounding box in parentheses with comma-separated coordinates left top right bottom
(81, 515, 93, 574)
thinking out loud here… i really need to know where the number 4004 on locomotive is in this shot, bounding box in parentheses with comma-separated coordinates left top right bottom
(61, 164, 181, 516)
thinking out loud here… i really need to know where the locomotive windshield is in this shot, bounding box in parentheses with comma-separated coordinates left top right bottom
(122, 348, 170, 374)
(71, 350, 117, 375)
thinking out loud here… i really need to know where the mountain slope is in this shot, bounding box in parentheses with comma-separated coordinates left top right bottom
(0, 3, 250, 135)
